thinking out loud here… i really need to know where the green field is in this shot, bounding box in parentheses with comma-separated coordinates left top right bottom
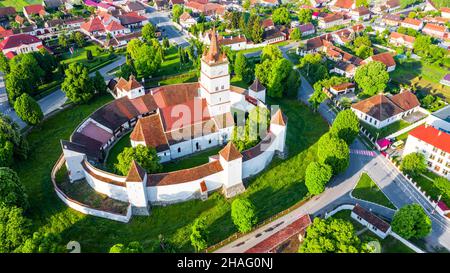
(361, 119, 410, 139)
(331, 210, 414, 253)
(61, 44, 117, 71)
(0, 0, 42, 11)
(390, 59, 450, 101)
(154, 46, 195, 77)
(13, 89, 328, 252)
(352, 173, 396, 210)
(412, 170, 450, 206)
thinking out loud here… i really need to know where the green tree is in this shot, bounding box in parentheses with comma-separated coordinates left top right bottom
(272, 7, 291, 25)
(126, 39, 162, 78)
(73, 31, 85, 48)
(33, 48, 58, 82)
(58, 33, 68, 49)
(330, 109, 360, 145)
(308, 89, 327, 111)
(299, 217, 363, 253)
(190, 218, 208, 252)
(356, 0, 369, 7)
(242, 0, 251, 10)
(20, 232, 64, 253)
(61, 63, 95, 104)
(0, 114, 28, 166)
(261, 45, 283, 62)
(286, 69, 301, 98)
(251, 17, 264, 44)
(266, 58, 292, 98)
(354, 61, 389, 96)
(92, 71, 107, 94)
(109, 241, 143, 253)
(355, 45, 374, 59)
(231, 198, 258, 233)
(305, 162, 333, 195)
(86, 49, 93, 60)
(392, 204, 431, 239)
(13, 93, 43, 126)
(115, 145, 162, 175)
(0, 53, 9, 74)
(172, 4, 184, 23)
(163, 37, 170, 48)
(290, 28, 302, 41)
(353, 35, 372, 48)
(0, 205, 30, 253)
(0, 167, 28, 209)
(400, 152, 427, 177)
(317, 132, 350, 174)
(234, 52, 251, 83)
(297, 8, 312, 24)
(142, 23, 157, 42)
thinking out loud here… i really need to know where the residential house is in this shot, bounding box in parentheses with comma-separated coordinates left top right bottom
(218, 35, 247, 50)
(43, 0, 65, 9)
(426, 105, 450, 133)
(179, 12, 197, 28)
(118, 12, 148, 28)
(363, 52, 396, 72)
(422, 23, 448, 39)
(318, 13, 344, 29)
(0, 7, 16, 20)
(15, 15, 25, 26)
(441, 7, 450, 18)
(154, 0, 168, 10)
(386, 0, 401, 12)
(400, 18, 424, 31)
(0, 34, 44, 59)
(350, 6, 370, 21)
(332, 0, 355, 12)
(262, 18, 275, 31)
(382, 14, 402, 26)
(329, 82, 355, 96)
(351, 204, 391, 239)
(389, 32, 415, 48)
(351, 91, 420, 129)
(169, 0, 185, 8)
(250, 0, 280, 7)
(263, 28, 286, 44)
(297, 23, 315, 37)
(23, 5, 47, 20)
(403, 124, 450, 179)
(185, 1, 225, 18)
(124, 1, 147, 15)
(441, 74, 450, 87)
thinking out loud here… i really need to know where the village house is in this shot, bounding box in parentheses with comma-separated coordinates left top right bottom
(118, 11, 148, 29)
(426, 105, 450, 133)
(218, 35, 247, 50)
(382, 14, 402, 26)
(0, 6, 16, 21)
(263, 28, 287, 44)
(441, 74, 450, 87)
(349, 6, 371, 21)
(351, 91, 420, 129)
(250, 0, 280, 7)
(442, 7, 450, 18)
(329, 82, 355, 96)
(262, 18, 275, 31)
(332, 0, 355, 12)
(422, 23, 448, 39)
(0, 27, 13, 40)
(389, 32, 416, 48)
(296, 23, 315, 37)
(169, 0, 185, 8)
(43, 0, 65, 10)
(363, 52, 396, 72)
(400, 18, 424, 31)
(318, 13, 344, 29)
(184, 1, 226, 18)
(403, 124, 450, 179)
(351, 204, 392, 239)
(123, 0, 147, 15)
(179, 12, 197, 29)
(0, 33, 44, 59)
(385, 0, 401, 12)
(104, 31, 142, 48)
(23, 4, 47, 21)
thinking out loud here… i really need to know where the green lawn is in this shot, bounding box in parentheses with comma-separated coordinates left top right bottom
(361, 119, 410, 139)
(13, 91, 328, 252)
(154, 46, 195, 77)
(331, 210, 414, 253)
(61, 44, 117, 71)
(412, 170, 450, 206)
(161, 146, 223, 173)
(390, 59, 450, 101)
(0, 0, 41, 10)
(105, 132, 132, 173)
(352, 173, 396, 210)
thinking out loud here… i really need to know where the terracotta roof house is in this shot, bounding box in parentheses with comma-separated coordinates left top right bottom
(382, 14, 402, 26)
(23, 5, 47, 20)
(124, 0, 147, 15)
(351, 91, 420, 129)
(250, 0, 280, 7)
(332, 0, 355, 11)
(0, 34, 43, 59)
(185, 1, 226, 17)
(118, 12, 148, 28)
(179, 11, 197, 28)
(318, 13, 344, 29)
(262, 18, 275, 30)
(400, 17, 424, 31)
(15, 15, 25, 25)
(329, 82, 355, 96)
(441, 74, 450, 87)
(43, 0, 65, 9)
(296, 23, 315, 36)
(0, 7, 16, 19)
(386, 0, 401, 11)
(422, 23, 448, 39)
(389, 32, 415, 48)
(351, 204, 391, 239)
(441, 7, 450, 18)
(404, 124, 450, 179)
(363, 52, 396, 72)
(350, 6, 370, 21)
(218, 35, 247, 50)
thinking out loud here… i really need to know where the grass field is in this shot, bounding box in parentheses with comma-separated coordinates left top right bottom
(154, 46, 195, 77)
(13, 90, 328, 252)
(361, 119, 410, 139)
(390, 59, 450, 101)
(352, 173, 396, 210)
(0, 0, 42, 11)
(61, 44, 117, 71)
(412, 170, 450, 206)
(331, 210, 414, 253)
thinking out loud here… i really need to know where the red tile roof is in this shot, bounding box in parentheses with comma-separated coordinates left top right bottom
(409, 125, 450, 154)
(423, 23, 446, 33)
(130, 113, 169, 152)
(370, 52, 396, 68)
(245, 215, 312, 253)
(352, 94, 404, 121)
(126, 160, 147, 182)
(334, 0, 354, 9)
(160, 98, 211, 131)
(0, 34, 41, 50)
(402, 17, 422, 26)
(24, 5, 45, 16)
(389, 91, 420, 111)
(352, 204, 390, 233)
(389, 32, 416, 44)
(219, 142, 242, 161)
(105, 20, 126, 31)
(81, 17, 105, 32)
(116, 75, 142, 92)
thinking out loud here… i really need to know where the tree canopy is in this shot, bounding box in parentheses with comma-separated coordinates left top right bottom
(0, 167, 28, 209)
(400, 152, 427, 177)
(115, 145, 162, 176)
(61, 63, 95, 104)
(299, 217, 364, 253)
(0, 114, 28, 167)
(190, 218, 208, 252)
(13, 93, 43, 126)
(317, 132, 350, 174)
(142, 23, 157, 42)
(126, 39, 163, 78)
(354, 61, 389, 96)
(392, 204, 431, 239)
(109, 241, 143, 253)
(20, 232, 64, 253)
(272, 7, 291, 25)
(0, 205, 30, 253)
(231, 198, 258, 233)
(330, 109, 360, 145)
(297, 8, 312, 24)
(305, 162, 333, 195)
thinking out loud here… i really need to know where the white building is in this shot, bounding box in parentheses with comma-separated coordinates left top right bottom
(351, 204, 391, 239)
(425, 105, 450, 133)
(403, 124, 450, 179)
(351, 91, 420, 129)
(0, 34, 43, 59)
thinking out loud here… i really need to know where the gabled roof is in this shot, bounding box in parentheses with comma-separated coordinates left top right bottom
(219, 142, 242, 161)
(423, 23, 447, 33)
(119, 12, 147, 25)
(0, 34, 41, 50)
(125, 160, 147, 182)
(130, 114, 169, 152)
(105, 20, 126, 31)
(369, 52, 396, 68)
(352, 94, 404, 121)
(116, 75, 142, 92)
(298, 23, 315, 33)
(0, 7, 16, 17)
(249, 78, 265, 92)
(402, 17, 422, 26)
(389, 32, 416, 44)
(334, 0, 353, 9)
(271, 109, 287, 126)
(126, 0, 146, 11)
(389, 91, 420, 112)
(24, 4, 45, 15)
(352, 204, 390, 233)
(81, 17, 105, 32)
(179, 11, 194, 22)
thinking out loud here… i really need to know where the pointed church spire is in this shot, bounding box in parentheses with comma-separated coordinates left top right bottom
(203, 27, 226, 64)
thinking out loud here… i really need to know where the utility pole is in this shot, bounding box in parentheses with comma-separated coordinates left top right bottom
(432, 195, 442, 215)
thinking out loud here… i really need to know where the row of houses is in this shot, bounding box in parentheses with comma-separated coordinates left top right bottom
(382, 13, 449, 40)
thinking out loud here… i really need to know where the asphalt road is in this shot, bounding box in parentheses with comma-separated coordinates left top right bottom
(147, 8, 191, 48)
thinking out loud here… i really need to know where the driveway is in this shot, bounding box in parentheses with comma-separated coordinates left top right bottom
(147, 8, 190, 48)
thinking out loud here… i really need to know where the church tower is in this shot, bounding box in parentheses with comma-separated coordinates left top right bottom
(199, 28, 231, 117)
